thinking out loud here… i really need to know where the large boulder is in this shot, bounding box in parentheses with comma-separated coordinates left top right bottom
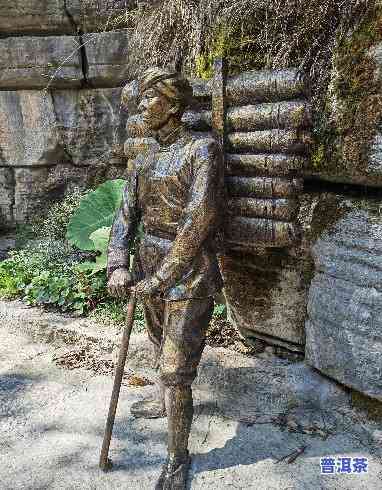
(306, 196, 382, 401)
(0, 35, 83, 90)
(53, 87, 128, 166)
(0, 91, 64, 167)
(83, 30, 130, 87)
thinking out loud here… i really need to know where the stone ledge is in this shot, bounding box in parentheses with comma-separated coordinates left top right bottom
(0, 1, 75, 35)
(0, 35, 83, 90)
(83, 30, 130, 87)
(0, 1, 134, 35)
(0, 30, 131, 90)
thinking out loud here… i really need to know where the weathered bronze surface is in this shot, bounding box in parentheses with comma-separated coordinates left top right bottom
(227, 176, 303, 198)
(225, 153, 307, 177)
(228, 129, 311, 153)
(225, 68, 307, 105)
(107, 67, 224, 489)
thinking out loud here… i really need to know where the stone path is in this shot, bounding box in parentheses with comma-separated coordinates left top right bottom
(1, 302, 382, 489)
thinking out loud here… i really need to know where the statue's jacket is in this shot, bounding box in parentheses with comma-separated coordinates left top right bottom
(107, 128, 224, 300)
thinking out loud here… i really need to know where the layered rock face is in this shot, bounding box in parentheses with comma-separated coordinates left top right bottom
(0, 2, 131, 227)
(303, 17, 382, 401)
(0, 1, 133, 35)
(306, 197, 382, 401)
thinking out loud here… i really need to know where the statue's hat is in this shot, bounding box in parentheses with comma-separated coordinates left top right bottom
(139, 67, 194, 106)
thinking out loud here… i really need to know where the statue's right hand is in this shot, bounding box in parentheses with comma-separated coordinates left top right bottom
(107, 268, 134, 298)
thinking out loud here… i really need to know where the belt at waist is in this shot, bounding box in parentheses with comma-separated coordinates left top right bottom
(144, 228, 176, 241)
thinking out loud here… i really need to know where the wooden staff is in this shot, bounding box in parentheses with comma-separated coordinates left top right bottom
(99, 290, 137, 472)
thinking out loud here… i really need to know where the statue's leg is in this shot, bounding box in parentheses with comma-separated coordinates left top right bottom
(131, 296, 167, 419)
(155, 297, 214, 490)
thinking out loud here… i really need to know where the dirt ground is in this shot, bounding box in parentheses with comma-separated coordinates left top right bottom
(1, 301, 382, 489)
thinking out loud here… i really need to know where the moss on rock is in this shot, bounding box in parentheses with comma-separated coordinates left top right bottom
(311, 5, 382, 184)
(195, 23, 266, 79)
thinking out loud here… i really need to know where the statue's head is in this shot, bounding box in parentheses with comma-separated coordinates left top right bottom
(137, 67, 194, 131)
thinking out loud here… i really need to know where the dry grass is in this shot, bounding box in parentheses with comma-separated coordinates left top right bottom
(121, 0, 377, 160)
(126, 1, 374, 83)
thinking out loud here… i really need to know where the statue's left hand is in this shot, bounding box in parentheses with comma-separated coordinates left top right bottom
(134, 276, 162, 297)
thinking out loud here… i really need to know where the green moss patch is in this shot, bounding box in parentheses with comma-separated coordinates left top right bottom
(312, 5, 382, 180)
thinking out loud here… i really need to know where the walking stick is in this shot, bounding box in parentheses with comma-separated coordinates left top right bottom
(99, 289, 137, 472)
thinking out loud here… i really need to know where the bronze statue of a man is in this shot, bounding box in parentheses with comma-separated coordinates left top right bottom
(107, 67, 224, 489)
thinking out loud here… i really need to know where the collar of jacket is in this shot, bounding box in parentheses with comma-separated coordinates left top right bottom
(155, 124, 186, 147)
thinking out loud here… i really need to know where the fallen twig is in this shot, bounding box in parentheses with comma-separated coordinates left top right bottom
(275, 445, 307, 464)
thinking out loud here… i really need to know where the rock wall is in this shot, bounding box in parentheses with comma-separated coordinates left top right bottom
(306, 196, 382, 401)
(302, 11, 382, 402)
(306, 8, 382, 188)
(0, 1, 131, 228)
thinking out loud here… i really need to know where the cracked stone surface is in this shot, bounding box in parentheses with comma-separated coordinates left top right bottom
(306, 197, 382, 401)
(0, 35, 83, 90)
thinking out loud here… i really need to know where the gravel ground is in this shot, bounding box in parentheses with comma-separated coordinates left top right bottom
(1, 302, 382, 489)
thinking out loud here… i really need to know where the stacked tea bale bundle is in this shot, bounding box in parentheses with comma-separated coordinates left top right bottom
(217, 69, 312, 350)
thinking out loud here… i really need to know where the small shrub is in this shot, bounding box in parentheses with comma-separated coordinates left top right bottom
(2, 181, 147, 327)
(213, 302, 227, 318)
(0, 243, 106, 315)
(89, 299, 127, 326)
(14, 224, 36, 249)
(0, 250, 40, 298)
(32, 188, 87, 241)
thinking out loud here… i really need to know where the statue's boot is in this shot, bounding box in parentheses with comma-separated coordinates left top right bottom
(155, 385, 193, 490)
(155, 452, 191, 490)
(131, 381, 166, 419)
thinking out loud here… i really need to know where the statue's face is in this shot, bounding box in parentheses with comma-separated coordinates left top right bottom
(138, 87, 177, 131)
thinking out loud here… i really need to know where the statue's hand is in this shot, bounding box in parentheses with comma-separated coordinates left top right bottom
(107, 268, 134, 298)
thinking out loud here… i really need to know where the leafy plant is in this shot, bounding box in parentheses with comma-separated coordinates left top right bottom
(1, 179, 143, 325)
(0, 250, 37, 298)
(77, 226, 112, 275)
(213, 302, 227, 318)
(14, 224, 36, 249)
(0, 244, 107, 315)
(66, 179, 126, 251)
(90, 299, 146, 330)
(32, 187, 87, 241)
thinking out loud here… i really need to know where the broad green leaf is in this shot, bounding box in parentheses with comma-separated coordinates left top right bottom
(76, 227, 111, 275)
(66, 179, 127, 251)
(90, 227, 111, 254)
(89, 227, 111, 275)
